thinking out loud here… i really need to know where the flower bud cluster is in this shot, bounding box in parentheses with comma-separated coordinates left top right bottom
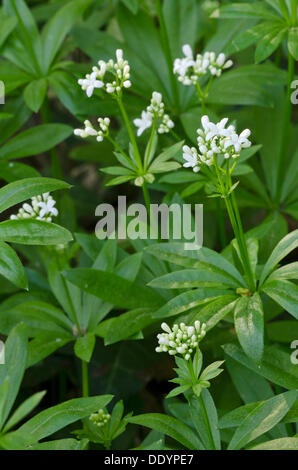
(156, 321, 207, 360)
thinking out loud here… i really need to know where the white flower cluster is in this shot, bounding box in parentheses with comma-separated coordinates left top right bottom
(173, 44, 233, 85)
(156, 321, 206, 360)
(134, 92, 174, 136)
(10, 193, 58, 222)
(78, 49, 131, 98)
(183, 115, 251, 171)
(90, 409, 111, 428)
(74, 117, 110, 142)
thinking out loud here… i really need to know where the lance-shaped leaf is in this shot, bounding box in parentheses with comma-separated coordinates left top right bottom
(259, 230, 298, 286)
(0, 177, 70, 214)
(0, 124, 73, 160)
(262, 279, 298, 320)
(63, 268, 163, 310)
(234, 293, 264, 363)
(128, 414, 204, 450)
(0, 241, 27, 289)
(228, 390, 298, 450)
(16, 395, 113, 444)
(145, 243, 246, 287)
(0, 219, 73, 245)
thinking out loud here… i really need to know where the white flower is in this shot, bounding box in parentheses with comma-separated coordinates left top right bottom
(133, 111, 153, 136)
(10, 193, 58, 222)
(78, 71, 104, 98)
(182, 145, 200, 172)
(191, 115, 252, 167)
(173, 44, 195, 78)
(174, 47, 233, 86)
(134, 91, 175, 136)
(78, 49, 131, 98)
(74, 118, 110, 142)
(156, 321, 206, 360)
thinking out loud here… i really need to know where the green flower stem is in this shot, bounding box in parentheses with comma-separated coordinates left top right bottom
(197, 393, 216, 450)
(56, 255, 89, 399)
(155, 0, 180, 111)
(142, 181, 151, 214)
(81, 360, 89, 398)
(117, 95, 143, 171)
(215, 199, 227, 248)
(275, 52, 295, 202)
(169, 129, 182, 142)
(196, 82, 206, 114)
(213, 160, 255, 291)
(40, 98, 63, 179)
(144, 120, 157, 170)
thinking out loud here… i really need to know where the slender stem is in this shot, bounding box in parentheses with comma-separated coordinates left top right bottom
(142, 181, 151, 214)
(213, 160, 254, 290)
(81, 360, 89, 397)
(144, 120, 156, 170)
(117, 95, 143, 171)
(196, 82, 206, 114)
(170, 129, 182, 142)
(198, 394, 216, 450)
(215, 199, 227, 248)
(155, 0, 180, 110)
(40, 98, 63, 178)
(275, 53, 295, 202)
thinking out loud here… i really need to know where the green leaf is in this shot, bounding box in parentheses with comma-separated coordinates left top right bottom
(223, 343, 298, 390)
(0, 161, 40, 182)
(250, 437, 298, 450)
(74, 333, 95, 363)
(155, 288, 229, 319)
(189, 390, 221, 450)
(255, 23, 287, 63)
(30, 438, 88, 450)
(288, 27, 298, 60)
(3, 391, 46, 433)
(149, 268, 240, 289)
(0, 219, 73, 245)
(234, 293, 264, 363)
(96, 308, 153, 345)
(63, 268, 163, 310)
(145, 243, 246, 287)
(213, 2, 279, 20)
(259, 230, 298, 286)
(0, 323, 28, 427)
(207, 64, 285, 107)
(0, 11, 17, 47)
(0, 177, 70, 214)
(0, 242, 27, 289)
(228, 391, 298, 449)
(0, 124, 73, 160)
(262, 279, 298, 319)
(17, 395, 113, 444)
(23, 78, 47, 113)
(27, 332, 72, 367)
(128, 413, 203, 450)
(267, 320, 298, 343)
(41, 0, 93, 71)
